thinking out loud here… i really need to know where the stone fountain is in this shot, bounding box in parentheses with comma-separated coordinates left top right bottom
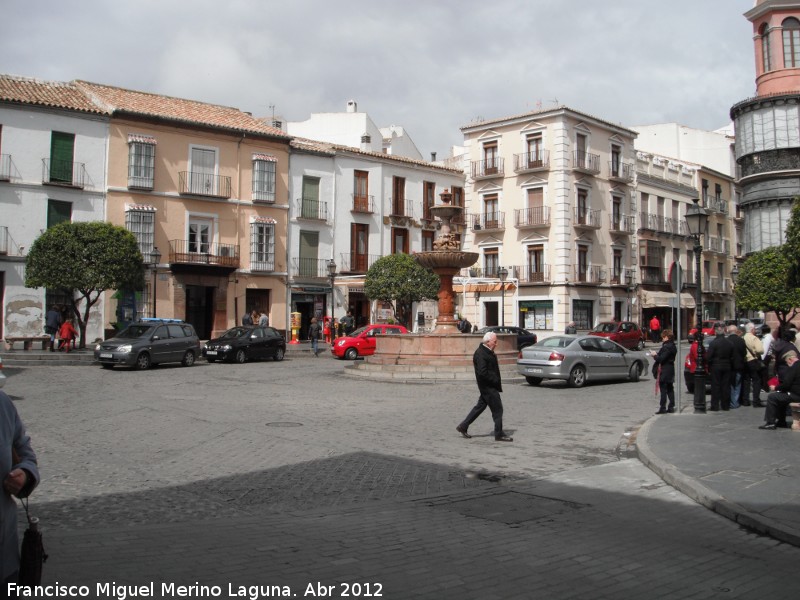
(345, 189, 520, 382)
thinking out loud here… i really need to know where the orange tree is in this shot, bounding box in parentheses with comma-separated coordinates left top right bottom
(364, 253, 439, 329)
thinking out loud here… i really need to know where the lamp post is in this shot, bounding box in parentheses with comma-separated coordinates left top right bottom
(498, 266, 508, 327)
(685, 199, 709, 414)
(150, 246, 162, 318)
(731, 263, 739, 323)
(327, 258, 337, 344)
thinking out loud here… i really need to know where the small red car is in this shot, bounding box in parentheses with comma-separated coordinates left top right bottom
(700, 320, 726, 336)
(588, 321, 645, 350)
(331, 323, 409, 360)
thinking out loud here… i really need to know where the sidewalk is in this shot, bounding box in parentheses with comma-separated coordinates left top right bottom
(637, 402, 800, 546)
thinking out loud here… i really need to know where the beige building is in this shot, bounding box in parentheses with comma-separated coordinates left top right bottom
(459, 106, 638, 333)
(75, 81, 292, 339)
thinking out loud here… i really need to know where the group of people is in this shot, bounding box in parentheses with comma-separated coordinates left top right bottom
(241, 309, 269, 328)
(307, 311, 357, 356)
(44, 304, 78, 352)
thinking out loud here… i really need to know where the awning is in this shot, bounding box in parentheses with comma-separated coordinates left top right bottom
(640, 290, 696, 309)
(128, 133, 157, 145)
(453, 282, 517, 293)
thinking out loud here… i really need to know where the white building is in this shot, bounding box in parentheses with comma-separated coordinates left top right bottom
(632, 123, 737, 179)
(0, 75, 108, 344)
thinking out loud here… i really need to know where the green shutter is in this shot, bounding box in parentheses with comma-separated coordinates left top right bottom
(50, 132, 75, 183)
(47, 199, 71, 228)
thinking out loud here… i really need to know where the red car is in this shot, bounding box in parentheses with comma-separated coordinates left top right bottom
(700, 320, 726, 336)
(331, 323, 409, 360)
(588, 321, 645, 350)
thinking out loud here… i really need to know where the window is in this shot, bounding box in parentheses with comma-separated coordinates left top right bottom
(483, 248, 498, 277)
(250, 220, 275, 271)
(392, 227, 408, 254)
(577, 245, 589, 282)
(299, 230, 319, 276)
(47, 199, 71, 228)
(49, 131, 75, 184)
(639, 240, 663, 267)
(784, 17, 800, 67)
(520, 300, 553, 330)
(572, 299, 594, 330)
(611, 144, 621, 177)
(761, 22, 772, 72)
(527, 188, 544, 224)
(392, 176, 405, 216)
(528, 245, 544, 282)
(422, 230, 434, 252)
(128, 136, 155, 189)
(125, 207, 156, 261)
(576, 189, 588, 224)
(526, 134, 543, 166)
(423, 181, 435, 220)
(252, 155, 276, 202)
(301, 176, 322, 219)
(350, 223, 369, 271)
(189, 146, 218, 195)
(484, 194, 499, 228)
(611, 195, 622, 229)
(452, 186, 464, 207)
(483, 142, 498, 173)
(612, 249, 623, 284)
(354, 170, 369, 211)
(188, 217, 212, 254)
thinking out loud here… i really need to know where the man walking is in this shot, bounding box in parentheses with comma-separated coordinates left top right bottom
(649, 314, 661, 344)
(706, 323, 733, 411)
(727, 324, 746, 408)
(308, 318, 322, 357)
(456, 331, 513, 442)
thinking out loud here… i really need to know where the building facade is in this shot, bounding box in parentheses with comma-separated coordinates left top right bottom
(731, 0, 800, 254)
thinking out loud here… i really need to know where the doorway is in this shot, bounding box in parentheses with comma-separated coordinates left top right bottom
(185, 285, 215, 339)
(484, 301, 499, 327)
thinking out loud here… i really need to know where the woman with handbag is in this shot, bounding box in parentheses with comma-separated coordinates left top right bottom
(743, 322, 765, 407)
(1, 390, 40, 585)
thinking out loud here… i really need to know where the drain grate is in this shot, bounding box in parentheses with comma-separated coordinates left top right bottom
(434, 490, 587, 525)
(265, 422, 303, 427)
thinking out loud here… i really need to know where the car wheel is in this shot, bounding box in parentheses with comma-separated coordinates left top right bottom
(182, 351, 196, 367)
(636, 339, 645, 351)
(135, 352, 151, 370)
(273, 348, 285, 362)
(101, 363, 114, 370)
(235, 349, 247, 364)
(629, 362, 642, 382)
(344, 348, 358, 361)
(525, 376, 542, 386)
(568, 365, 586, 388)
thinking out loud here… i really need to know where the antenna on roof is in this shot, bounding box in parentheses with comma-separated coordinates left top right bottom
(551, 98, 559, 106)
(268, 104, 282, 130)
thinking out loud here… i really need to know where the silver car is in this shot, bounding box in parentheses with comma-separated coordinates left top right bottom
(517, 334, 649, 388)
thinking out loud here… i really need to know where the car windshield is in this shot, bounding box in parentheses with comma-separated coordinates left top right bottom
(537, 336, 574, 349)
(116, 325, 154, 339)
(220, 327, 249, 339)
(592, 323, 616, 333)
(349, 326, 369, 337)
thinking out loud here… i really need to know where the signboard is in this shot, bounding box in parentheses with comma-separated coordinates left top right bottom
(668, 261, 684, 294)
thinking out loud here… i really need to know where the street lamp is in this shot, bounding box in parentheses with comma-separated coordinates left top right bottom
(685, 199, 709, 414)
(150, 247, 162, 318)
(731, 263, 739, 323)
(327, 259, 337, 343)
(498, 266, 508, 327)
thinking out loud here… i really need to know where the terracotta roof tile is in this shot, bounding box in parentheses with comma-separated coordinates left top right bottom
(74, 81, 289, 139)
(0, 74, 107, 114)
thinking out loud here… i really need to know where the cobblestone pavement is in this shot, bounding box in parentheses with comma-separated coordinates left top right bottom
(6, 357, 800, 598)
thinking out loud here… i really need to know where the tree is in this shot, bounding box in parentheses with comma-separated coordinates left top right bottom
(783, 197, 800, 287)
(25, 221, 145, 348)
(364, 253, 440, 328)
(735, 246, 800, 331)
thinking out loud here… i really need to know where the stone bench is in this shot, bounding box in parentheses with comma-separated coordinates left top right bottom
(4, 336, 50, 351)
(791, 403, 800, 431)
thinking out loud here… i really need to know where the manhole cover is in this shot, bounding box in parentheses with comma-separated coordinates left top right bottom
(434, 491, 586, 524)
(265, 422, 303, 427)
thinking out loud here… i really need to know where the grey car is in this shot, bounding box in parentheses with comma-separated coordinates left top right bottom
(94, 319, 200, 370)
(516, 334, 649, 388)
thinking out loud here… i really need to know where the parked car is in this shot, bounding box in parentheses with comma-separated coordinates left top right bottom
(203, 326, 286, 363)
(478, 326, 538, 350)
(588, 321, 645, 350)
(332, 323, 409, 360)
(684, 334, 713, 394)
(0, 355, 5, 388)
(700, 320, 726, 336)
(517, 334, 649, 388)
(94, 318, 200, 370)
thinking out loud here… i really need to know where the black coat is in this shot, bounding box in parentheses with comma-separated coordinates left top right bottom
(653, 340, 677, 383)
(473, 343, 502, 392)
(777, 361, 800, 396)
(728, 334, 746, 372)
(706, 334, 734, 371)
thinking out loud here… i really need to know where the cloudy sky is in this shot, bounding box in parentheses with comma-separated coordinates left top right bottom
(2, 0, 756, 156)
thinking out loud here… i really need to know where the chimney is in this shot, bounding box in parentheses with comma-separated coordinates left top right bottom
(347, 100, 358, 113)
(360, 133, 371, 152)
(272, 119, 283, 130)
(430, 152, 437, 162)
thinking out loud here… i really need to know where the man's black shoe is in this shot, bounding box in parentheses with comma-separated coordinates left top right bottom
(758, 423, 777, 430)
(776, 421, 790, 428)
(752, 402, 765, 408)
(667, 408, 676, 413)
(495, 435, 513, 442)
(655, 409, 668, 415)
(456, 425, 471, 439)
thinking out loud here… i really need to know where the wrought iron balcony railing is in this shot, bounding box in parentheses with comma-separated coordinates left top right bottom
(470, 157, 504, 179)
(471, 212, 505, 231)
(42, 158, 86, 188)
(297, 198, 329, 221)
(169, 239, 240, 268)
(352, 194, 375, 213)
(573, 264, 605, 283)
(0, 154, 11, 181)
(517, 264, 551, 284)
(388, 197, 413, 219)
(513, 150, 549, 172)
(609, 214, 635, 234)
(704, 196, 729, 214)
(638, 212, 688, 236)
(515, 206, 550, 228)
(179, 171, 232, 198)
(292, 257, 333, 279)
(608, 161, 634, 182)
(573, 207, 601, 228)
(572, 151, 600, 174)
(339, 253, 382, 274)
(0, 226, 7, 255)
(640, 266, 667, 284)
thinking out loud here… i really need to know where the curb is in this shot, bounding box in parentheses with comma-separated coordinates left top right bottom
(636, 416, 800, 548)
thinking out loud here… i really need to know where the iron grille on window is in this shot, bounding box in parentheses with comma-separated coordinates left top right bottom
(253, 159, 276, 202)
(128, 143, 155, 189)
(250, 223, 275, 271)
(125, 209, 155, 262)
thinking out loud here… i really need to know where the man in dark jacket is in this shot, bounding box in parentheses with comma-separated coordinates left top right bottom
(727, 325, 747, 408)
(652, 329, 677, 414)
(456, 332, 513, 442)
(706, 324, 734, 411)
(759, 354, 800, 429)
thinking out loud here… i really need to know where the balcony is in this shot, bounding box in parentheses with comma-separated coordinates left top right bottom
(0, 226, 7, 254)
(704, 237, 731, 255)
(352, 194, 375, 214)
(705, 196, 729, 214)
(0, 154, 11, 181)
(42, 158, 86, 188)
(471, 212, 505, 232)
(470, 157, 504, 179)
(465, 266, 502, 278)
(608, 161, 634, 183)
(609, 214, 635, 235)
(515, 206, 550, 229)
(339, 253, 382, 274)
(292, 257, 334, 279)
(297, 198, 329, 221)
(169, 239, 240, 273)
(572, 151, 600, 175)
(513, 150, 549, 173)
(609, 267, 636, 286)
(707, 277, 731, 294)
(573, 207, 601, 229)
(640, 266, 667, 285)
(638, 212, 687, 236)
(517, 264, 551, 284)
(388, 198, 414, 219)
(572, 264, 605, 284)
(179, 171, 232, 198)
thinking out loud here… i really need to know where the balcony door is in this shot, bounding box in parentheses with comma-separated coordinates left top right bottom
(299, 231, 319, 277)
(188, 217, 212, 254)
(190, 146, 217, 195)
(484, 194, 498, 229)
(50, 131, 75, 183)
(350, 223, 369, 272)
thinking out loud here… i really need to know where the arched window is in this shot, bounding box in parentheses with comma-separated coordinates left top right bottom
(783, 17, 800, 67)
(760, 22, 772, 72)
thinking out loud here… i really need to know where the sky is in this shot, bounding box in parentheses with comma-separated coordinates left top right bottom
(1, 0, 757, 157)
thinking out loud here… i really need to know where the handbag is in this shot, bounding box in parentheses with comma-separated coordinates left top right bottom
(18, 497, 47, 586)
